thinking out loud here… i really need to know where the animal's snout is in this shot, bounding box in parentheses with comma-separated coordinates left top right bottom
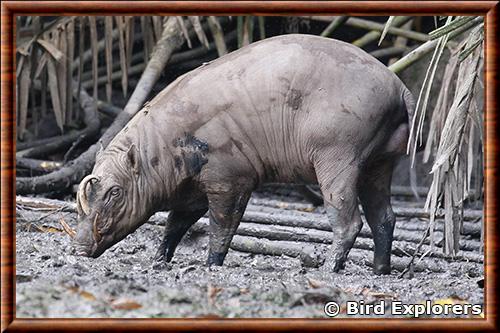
(71, 232, 97, 257)
(70, 245, 91, 257)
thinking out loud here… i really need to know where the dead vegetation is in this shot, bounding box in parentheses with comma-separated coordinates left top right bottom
(15, 16, 484, 278)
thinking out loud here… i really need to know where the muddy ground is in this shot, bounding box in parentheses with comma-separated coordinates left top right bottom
(15, 190, 484, 318)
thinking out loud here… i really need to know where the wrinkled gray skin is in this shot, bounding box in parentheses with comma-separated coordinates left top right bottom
(73, 34, 414, 275)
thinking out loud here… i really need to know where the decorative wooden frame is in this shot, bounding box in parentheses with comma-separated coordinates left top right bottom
(1, 1, 497, 331)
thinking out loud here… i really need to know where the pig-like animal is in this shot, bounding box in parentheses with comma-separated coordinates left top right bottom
(73, 34, 414, 275)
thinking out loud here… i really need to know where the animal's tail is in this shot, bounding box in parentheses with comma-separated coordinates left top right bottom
(402, 87, 417, 154)
(380, 86, 415, 156)
(401, 87, 421, 199)
(402, 87, 416, 130)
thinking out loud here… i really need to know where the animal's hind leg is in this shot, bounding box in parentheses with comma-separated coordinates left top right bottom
(206, 181, 253, 266)
(358, 160, 396, 275)
(315, 157, 362, 272)
(154, 208, 207, 263)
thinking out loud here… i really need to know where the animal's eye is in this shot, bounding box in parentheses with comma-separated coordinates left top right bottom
(111, 188, 120, 196)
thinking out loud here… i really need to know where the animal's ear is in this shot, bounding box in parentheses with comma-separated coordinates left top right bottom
(96, 140, 104, 160)
(126, 144, 140, 174)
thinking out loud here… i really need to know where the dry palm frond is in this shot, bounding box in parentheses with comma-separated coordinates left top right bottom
(458, 23, 484, 62)
(242, 16, 254, 47)
(258, 17, 266, 39)
(66, 20, 75, 123)
(423, 49, 460, 163)
(188, 16, 210, 48)
(407, 17, 453, 165)
(430, 31, 482, 173)
(88, 16, 98, 99)
(141, 17, 153, 62)
(423, 25, 483, 254)
(46, 53, 63, 131)
(125, 16, 135, 83)
(17, 16, 73, 56)
(207, 16, 227, 56)
(237, 16, 254, 48)
(429, 16, 477, 40)
(75, 16, 85, 122)
(176, 16, 192, 48)
(104, 16, 113, 102)
(115, 16, 128, 98)
(17, 53, 31, 139)
(57, 24, 68, 126)
(402, 16, 484, 254)
(36, 39, 64, 62)
(152, 16, 163, 43)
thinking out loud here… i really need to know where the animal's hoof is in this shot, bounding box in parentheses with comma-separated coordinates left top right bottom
(373, 264, 391, 275)
(153, 244, 167, 262)
(300, 248, 325, 268)
(153, 252, 165, 263)
(331, 260, 346, 272)
(321, 257, 345, 272)
(206, 252, 225, 266)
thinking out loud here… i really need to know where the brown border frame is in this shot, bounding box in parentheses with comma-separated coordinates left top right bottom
(1, 1, 498, 332)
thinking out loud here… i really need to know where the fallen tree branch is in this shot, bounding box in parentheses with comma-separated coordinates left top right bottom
(192, 215, 482, 253)
(230, 235, 449, 273)
(348, 248, 446, 274)
(16, 195, 483, 263)
(16, 97, 120, 152)
(17, 129, 82, 152)
(16, 195, 482, 240)
(245, 204, 482, 238)
(96, 100, 122, 118)
(16, 17, 185, 195)
(230, 236, 325, 268)
(247, 198, 483, 221)
(16, 158, 62, 173)
(262, 184, 434, 198)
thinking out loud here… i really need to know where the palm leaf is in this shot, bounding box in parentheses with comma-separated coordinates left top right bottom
(207, 16, 227, 56)
(378, 16, 395, 45)
(188, 16, 210, 48)
(104, 16, 113, 102)
(429, 16, 477, 40)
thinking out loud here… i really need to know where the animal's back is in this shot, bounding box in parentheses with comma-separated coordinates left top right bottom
(136, 34, 409, 183)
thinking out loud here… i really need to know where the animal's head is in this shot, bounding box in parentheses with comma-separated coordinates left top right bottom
(67, 145, 148, 258)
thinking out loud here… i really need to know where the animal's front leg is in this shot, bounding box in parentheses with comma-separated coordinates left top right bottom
(206, 185, 252, 266)
(154, 208, 207, 263)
